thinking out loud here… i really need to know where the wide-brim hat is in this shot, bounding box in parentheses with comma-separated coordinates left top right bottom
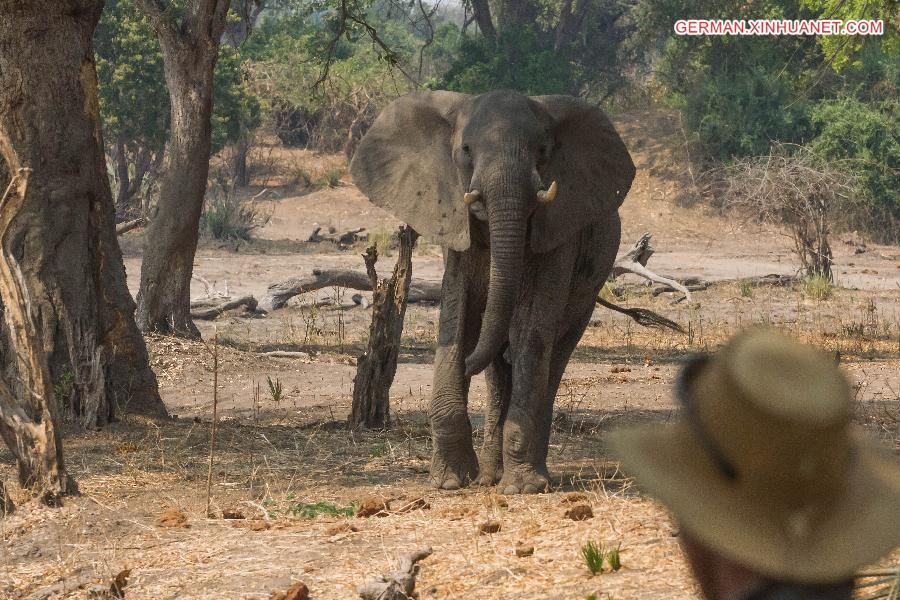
(608, 328, 900, 583)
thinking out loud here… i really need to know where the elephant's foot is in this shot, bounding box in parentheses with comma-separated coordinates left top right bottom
(430, 445, 479, 490)
(475, 448, 503, 486)
(498, 466, 551, 495)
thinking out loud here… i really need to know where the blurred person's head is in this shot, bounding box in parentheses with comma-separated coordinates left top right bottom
(609, 329, 900, 600)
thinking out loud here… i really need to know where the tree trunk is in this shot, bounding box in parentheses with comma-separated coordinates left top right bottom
(350, 227, 419, 429)
(0, 169, 78, 503)
(232, 135, 251, 187)
(469, 0, 497, 40)
(0, 1, 167, 423)
(135, 0, 230, 338)
(115, 134, 131, 216)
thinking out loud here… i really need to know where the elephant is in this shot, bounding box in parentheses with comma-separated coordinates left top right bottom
(350, 90, 635, 494)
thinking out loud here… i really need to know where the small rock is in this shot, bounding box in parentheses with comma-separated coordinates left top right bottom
(222, 507, 245, 520)
(325, 522, 359, 536)
(560, 492, 588, 504)
(157, 507, 189, 528)
(515, 543, 534, 557)
(479, 519, 501, 534)
(610, 366, 631, 373)
(564, 504, 594, 521)
(269, 581, 309, 600)
(356, 496, 391, 517)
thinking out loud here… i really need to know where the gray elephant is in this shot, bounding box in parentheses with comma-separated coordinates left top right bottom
(350, 90, 635, 494)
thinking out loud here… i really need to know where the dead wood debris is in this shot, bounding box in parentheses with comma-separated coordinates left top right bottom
(264, 268, 441, 310)
(610, 233, 693, 301)
(115, 217, 147, 235)
(189, 295, 260, 320)
(308, 226, 368, 247)
(357, 547, 433, 600)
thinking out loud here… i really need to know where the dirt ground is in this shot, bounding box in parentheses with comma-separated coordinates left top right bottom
(2, 110, 899, 599)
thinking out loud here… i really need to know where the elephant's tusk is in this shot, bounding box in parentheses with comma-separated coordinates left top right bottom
(536, 181, 558, 203)
(463, 189, 482, 205)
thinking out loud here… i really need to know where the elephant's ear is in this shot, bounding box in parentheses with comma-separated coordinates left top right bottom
(350, 91, 471, 251)
(528, 95, 635, 254)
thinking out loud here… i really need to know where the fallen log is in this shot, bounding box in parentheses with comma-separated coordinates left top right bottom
(115, 216, 147, 235)
(265, 269, 441, 310)
(357, 546, 433, 600)
(190, 296, 259, 320)
(597, 298, 685, 333)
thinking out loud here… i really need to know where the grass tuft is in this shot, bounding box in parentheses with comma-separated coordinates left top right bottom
(607, 543, 622, 571)
(266, 376, 284, 403)
(582, 540, 605, 575)
(803, 275, 833, 301)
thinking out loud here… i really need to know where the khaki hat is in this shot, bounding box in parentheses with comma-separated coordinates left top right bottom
(608, 328, 900, 583)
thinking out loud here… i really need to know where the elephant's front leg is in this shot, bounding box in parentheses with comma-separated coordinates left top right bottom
(477, 355, 512, 486)
(498, 248, 575, 495)
(429, 248, 488, 490)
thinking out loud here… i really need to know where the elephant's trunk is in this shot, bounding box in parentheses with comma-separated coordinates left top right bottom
(464, 196, 527, 377)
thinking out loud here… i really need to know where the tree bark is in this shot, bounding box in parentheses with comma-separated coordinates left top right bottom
(0, 170, 78, 502)
(0, 0, 166, 423)
(134, 0, 231, 338)
(350, 227, 419, 429)
(469, 0, 497, 40)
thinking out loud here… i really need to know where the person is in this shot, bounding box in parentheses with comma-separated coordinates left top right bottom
(608, 329, 900, 600)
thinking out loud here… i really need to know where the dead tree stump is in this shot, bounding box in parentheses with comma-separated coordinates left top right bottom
(350, 226, 419, 429)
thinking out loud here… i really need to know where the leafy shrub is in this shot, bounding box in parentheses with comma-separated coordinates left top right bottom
(440, 27, 577, 95)
(200, 184, 267, 241)
(809, 98, 899, 243)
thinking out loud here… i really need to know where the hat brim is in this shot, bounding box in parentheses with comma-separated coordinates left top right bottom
(608, 423, 900, 583)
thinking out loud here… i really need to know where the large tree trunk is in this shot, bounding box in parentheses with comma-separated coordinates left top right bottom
(135, 0, 231, 338)
(0, 169, 77, 503)
(0, 0, 167, 423)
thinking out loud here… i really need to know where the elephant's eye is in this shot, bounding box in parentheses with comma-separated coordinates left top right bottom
(462, 144, 472, 156)
(537, 144, 549, 163)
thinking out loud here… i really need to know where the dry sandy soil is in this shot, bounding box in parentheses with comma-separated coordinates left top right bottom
(1, 111, 898, 599)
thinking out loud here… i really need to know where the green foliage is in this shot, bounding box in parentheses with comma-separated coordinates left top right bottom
(287, 501, 355, 518)
(606, 543, 622, 571)
(681, 62, 813, 159)
(212, 45, 263, 155)
(809, 98, 899, 241)
(739, 280, 754, 298)
(96, 0, 262, 161)
(581, 540, 605, 575)
(266, 376, 284, 403)
(799, 0, 898, 72)
(440, 27, 577, 95)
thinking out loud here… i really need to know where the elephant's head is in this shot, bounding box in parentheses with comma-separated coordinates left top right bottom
(350, 90, 635, 377)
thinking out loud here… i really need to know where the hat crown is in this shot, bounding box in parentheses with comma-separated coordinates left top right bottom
(690, 330, 853, 509)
